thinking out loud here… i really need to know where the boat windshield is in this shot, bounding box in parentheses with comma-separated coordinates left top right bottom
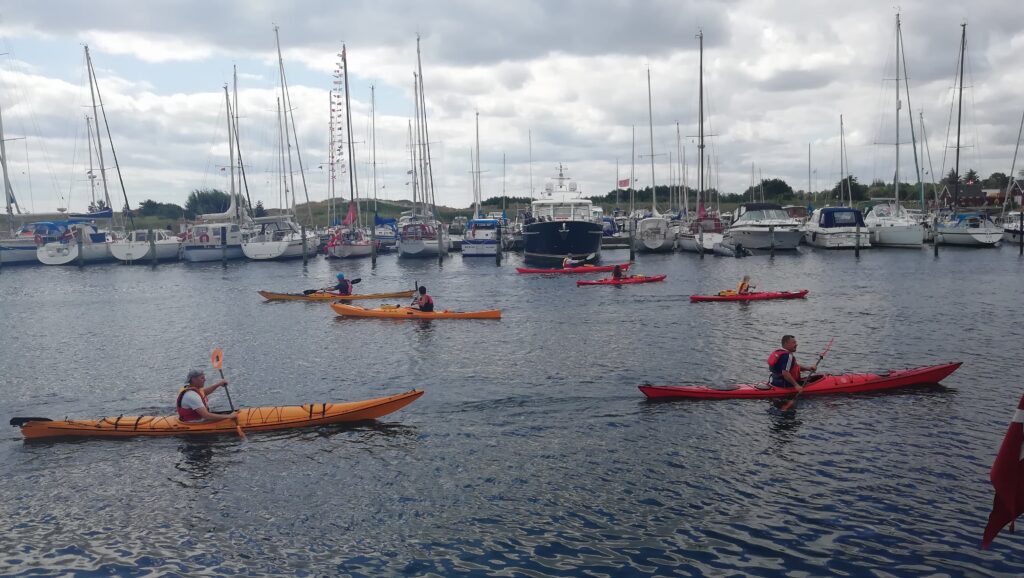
(735, 209, 791, 222)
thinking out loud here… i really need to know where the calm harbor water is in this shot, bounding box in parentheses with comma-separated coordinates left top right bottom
(2, 245, 1024, 576)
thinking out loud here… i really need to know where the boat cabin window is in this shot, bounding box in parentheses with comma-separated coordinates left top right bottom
(823, 211, 859, 226)
(136, 231, 149, 242)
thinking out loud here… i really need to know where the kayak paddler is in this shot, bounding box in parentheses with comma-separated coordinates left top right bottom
(562, 256, 585, 268)
(768, 335, 817, 391)
(177, 369, 239, 423)
(737, 275, 755, 295)
(612, 265, 624, 280)
(333, 272, 353, 296)
(410, 285, 435, 312)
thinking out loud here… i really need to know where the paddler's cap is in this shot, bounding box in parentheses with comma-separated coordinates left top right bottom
(186, 368, 205, 382)
(336, 272, 345, 280)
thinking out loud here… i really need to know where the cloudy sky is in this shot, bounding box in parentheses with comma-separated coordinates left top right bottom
(0, 0, 1021, 215)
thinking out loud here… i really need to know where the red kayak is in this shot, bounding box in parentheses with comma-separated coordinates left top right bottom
(577, 275, 667, 286)
(690, 290, 808, 302)
(516, 263, 632, 275)
(638, 362, 961, 400)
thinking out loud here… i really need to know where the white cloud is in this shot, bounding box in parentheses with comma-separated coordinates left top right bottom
(0, 0, 1021, 216)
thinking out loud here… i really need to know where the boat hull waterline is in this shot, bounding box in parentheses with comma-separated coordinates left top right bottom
(638, 362, 961, 400)
(516, 263, 631, 275)
(11, 390, 424, 440)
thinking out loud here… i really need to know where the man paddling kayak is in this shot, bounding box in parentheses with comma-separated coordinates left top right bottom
(177, 369, 239, 423)
(612, 265, 623, 280)
(768, 335, 817, 390)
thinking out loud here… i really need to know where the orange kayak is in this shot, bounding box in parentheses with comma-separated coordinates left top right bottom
(258, 289, 415, 301)
(10, 390, 424, 440)
(330, 303, 501, 319)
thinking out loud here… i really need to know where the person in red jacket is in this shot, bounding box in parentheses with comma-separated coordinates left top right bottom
(768, 335, 817, 390)
(176, 369, 239, 423)
(410, 286, 435, 312)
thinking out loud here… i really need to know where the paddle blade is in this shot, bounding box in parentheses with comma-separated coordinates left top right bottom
(351, 278, 362, 284)
(211, 347, 224, 370)
(303, 289, 320, 295)
(10, 417, 52, 427)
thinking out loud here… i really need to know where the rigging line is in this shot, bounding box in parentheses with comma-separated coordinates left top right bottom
(938, 34, 962, 187)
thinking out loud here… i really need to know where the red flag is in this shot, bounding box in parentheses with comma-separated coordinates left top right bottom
(341, 201, 357, 226)
(983, 393, 1024, 548)
(617, 178, 630, 189)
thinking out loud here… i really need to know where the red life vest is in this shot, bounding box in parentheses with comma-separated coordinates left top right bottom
(416, 294, 434, 311)
(176, 387, 209, 421)
(767, 349, 801, 382)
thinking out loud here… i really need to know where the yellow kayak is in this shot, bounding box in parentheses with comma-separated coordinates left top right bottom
(10, 390, 424, 440)
(258, 289, 416, 302)
(330, 303, 502, 320)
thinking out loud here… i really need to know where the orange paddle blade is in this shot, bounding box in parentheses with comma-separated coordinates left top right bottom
(211, 347, 224, 370)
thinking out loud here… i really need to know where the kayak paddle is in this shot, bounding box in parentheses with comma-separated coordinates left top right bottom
(210, 346, 245, 439)
(302, 278, 361, 295)
(780, 337, 834, 411)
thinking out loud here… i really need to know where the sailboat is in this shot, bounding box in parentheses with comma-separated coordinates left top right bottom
(397, 37, 451, 258)
(182, 73, 252, 263)
(463, 112, 500, 257)
(933, 24, 1002, 247)
(863, 14, 925, 247)
(327, 45, 372, 259)
(634, 68, 674, 253)
(678, 31, 724, 253)
(242, 28, 319, 260)
(804, 115, 872, 249)
(37, 46, 125, 266)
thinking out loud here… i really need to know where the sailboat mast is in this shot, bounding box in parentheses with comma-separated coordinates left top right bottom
(274, 27, 298, 214)
(646, 68, 656, 214)
(1004, 111, 1024, 214)
(83, 46, 112, 216)
(371, 85, 378, 213)
(0, 100, 17, 234)
(953, 23, 966, 210)
(474, 111, 481, 220)
(894, 13, 901, 207)
(342, 45, 359, 228)
(407, 119, 418, 207)
(85, 116, 96, 207)
(675, 122, 682, 215)
(840, 114, 848, 206)
(897, 16, 924, 209)
(232, 66, 252, 219)
(629, 125, 635, 215)
(415, 36, 438, 218)
(224, 85, 236, 212)
(276, 97, 287, 210)
(698, 30, 705, 214)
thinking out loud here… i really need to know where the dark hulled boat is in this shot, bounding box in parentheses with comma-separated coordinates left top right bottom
(523, 164, 603, 264)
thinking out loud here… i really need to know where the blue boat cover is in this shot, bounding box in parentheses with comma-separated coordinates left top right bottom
(818, 207, 865, 228)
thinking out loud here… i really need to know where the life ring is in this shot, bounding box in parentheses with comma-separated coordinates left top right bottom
(199, 233, 210, 243)
(33, 233, 44, 246)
